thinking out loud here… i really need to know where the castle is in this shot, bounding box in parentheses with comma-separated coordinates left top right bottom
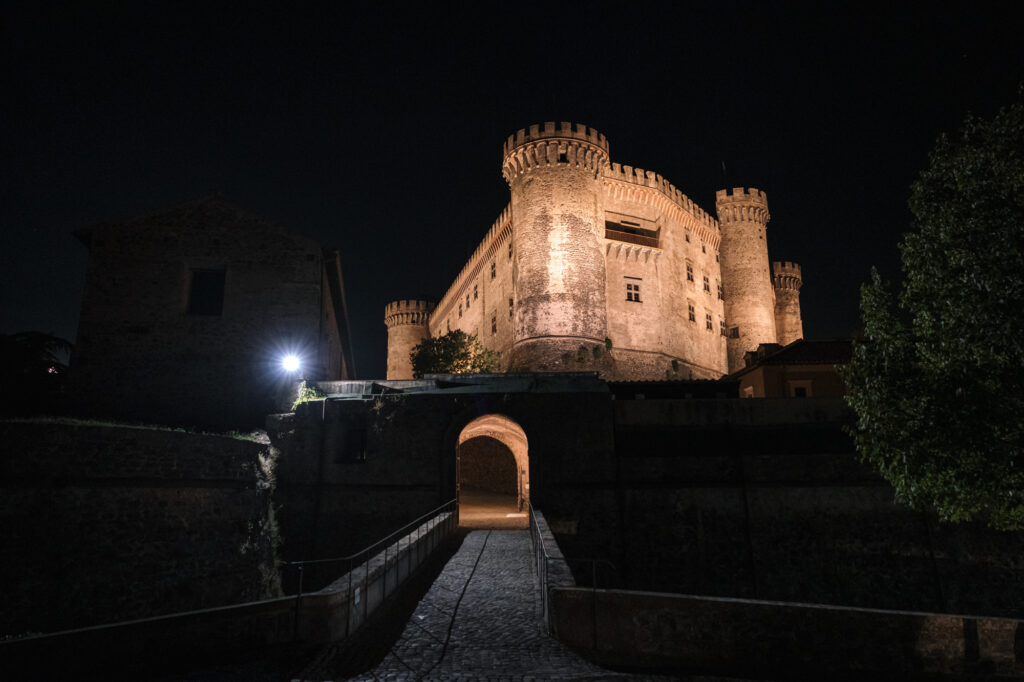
(385, 122, 803, 380)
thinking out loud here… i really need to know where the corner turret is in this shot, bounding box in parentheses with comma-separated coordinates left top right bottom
(384, 300, 434, 379)
(772, 261, 803, 345)
(502, 122, 610, 370)
(716, 187, 777, 373)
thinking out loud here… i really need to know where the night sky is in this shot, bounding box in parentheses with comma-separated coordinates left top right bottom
(3, 3, 1021, 378)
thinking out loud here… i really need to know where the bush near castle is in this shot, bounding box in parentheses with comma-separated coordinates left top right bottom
(410, 330, 499, 378)
(844, 95, 1024, 530)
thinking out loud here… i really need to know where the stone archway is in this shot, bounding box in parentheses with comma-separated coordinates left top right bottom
(457, 414, 529, 528)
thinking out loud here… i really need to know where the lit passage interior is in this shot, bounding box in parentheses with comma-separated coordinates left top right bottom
(457, 414, 529, 529)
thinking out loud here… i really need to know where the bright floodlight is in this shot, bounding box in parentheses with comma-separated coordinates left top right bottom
(282, 354, 300, 372)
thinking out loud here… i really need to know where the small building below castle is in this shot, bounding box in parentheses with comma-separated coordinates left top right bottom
(70, 194, 356, 428)
(386, 122, 806, 381)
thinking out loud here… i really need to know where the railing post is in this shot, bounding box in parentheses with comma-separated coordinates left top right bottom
(346, 558, 353, 638)
(292, 564, 304, 643)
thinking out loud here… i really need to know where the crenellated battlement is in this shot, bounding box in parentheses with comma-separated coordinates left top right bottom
(715, 187, 770, 225)
(773, 261, 803, 290)
(603, 162, 720, 241)
(502, 122, 610, 182)
(502, 121, 609, 157)
(384, 300, 435, 328)
(432, 205, 513, 325)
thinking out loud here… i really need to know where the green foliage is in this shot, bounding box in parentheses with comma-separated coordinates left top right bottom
(409, 330, 500, 378)
(842, 96, 1024, 530)
(292, 380, 326, 409)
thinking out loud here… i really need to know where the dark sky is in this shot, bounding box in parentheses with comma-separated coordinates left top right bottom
(2, 2, 1021, 378)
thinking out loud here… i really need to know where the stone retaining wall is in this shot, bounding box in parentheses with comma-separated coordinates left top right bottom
(0, 419, 279, 635)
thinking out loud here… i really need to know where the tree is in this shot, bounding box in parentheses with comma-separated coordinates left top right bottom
(842, 95, 1024, 530)
(409, 330, 500, 378)
(0, 331, 73, 414)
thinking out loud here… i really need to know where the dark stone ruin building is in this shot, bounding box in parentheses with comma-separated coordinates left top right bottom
(69, 194, 355, 429)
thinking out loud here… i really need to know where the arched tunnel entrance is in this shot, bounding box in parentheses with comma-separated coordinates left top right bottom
(457, 414, 529, 529)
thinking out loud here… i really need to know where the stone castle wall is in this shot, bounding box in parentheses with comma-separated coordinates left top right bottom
(385, 124, 801, 380)
(0, 420, 279, 635)
(773, 261, 804, 345)
(72, 196, 348, 428)
(384, 300, 434, 379)
(716, 188, 779, 373)
(276, 383, 1024, 620)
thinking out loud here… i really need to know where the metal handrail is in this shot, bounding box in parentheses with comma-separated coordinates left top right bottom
(283, 498, 457, 571)
(530, 503, 619, 648)
(282, 498, 457, 640)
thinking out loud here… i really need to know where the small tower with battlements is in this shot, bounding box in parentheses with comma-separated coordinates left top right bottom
(773, 261, 804, 346)
(501, 122, 611, 370)
(384, 300, 434, 379)
(717, 187, 777, 373)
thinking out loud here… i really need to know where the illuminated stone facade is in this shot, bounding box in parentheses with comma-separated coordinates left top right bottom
(385, 122, 803, 380)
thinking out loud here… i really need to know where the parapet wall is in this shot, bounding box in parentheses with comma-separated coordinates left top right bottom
(603, 163, 720, 243)
(502, 121, 609, 157)
(772, 261, 802, 289)
(431, 205, 512, 329)
(384, 299, 435, 327)
(715, 187, 770, 224)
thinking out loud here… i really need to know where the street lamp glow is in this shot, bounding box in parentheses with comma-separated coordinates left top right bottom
(282, 354, 301, 372)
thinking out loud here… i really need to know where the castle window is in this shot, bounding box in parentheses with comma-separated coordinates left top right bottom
(703, 275, 710, 293)
(490, 262, 496, 279)
(491, 314, 497, 334)
(187, 268, 226, 316)
(473, 284, 478, 300)
(688, 303, 696, 322)
(686, 262, 694, 283)
(705, 313, 713, 331)
(509, 297, 513, 318)
(717, 281, 724, 300)
(625, 278, 641, 302)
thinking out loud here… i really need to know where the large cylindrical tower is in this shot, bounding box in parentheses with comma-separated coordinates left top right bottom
(501, 122, 610, 370)
(773, 261, 804, 346)
(717, 187, 777, 373)
(384, 300, 434, 379)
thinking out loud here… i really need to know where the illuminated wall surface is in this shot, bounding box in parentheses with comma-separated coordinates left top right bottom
(385, 122, 804, 379)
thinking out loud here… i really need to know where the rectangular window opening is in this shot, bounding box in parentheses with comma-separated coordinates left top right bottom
(187, 269, 226, 316)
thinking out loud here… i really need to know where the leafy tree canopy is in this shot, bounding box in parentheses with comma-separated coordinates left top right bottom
(842, 95, 1024, 529)
(409, 330, 499, 379)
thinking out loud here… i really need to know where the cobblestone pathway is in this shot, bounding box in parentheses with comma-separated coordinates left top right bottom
(309, 530, 637, 681)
